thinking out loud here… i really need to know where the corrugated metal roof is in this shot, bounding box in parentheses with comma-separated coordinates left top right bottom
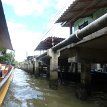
(35, 37, 65, 50)
(56, 0, 107, 27)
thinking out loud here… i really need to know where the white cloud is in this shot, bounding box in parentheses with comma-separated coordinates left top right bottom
(7, 21, 42, 61)
(2, 0, 46, 16)
(2, 0, 74, 17)
(7, 21, 41, 50)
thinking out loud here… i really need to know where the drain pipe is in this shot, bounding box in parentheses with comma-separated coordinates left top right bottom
(52, 12, 107, 51)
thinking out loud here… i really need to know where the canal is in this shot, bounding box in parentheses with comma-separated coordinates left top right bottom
(2, 68, 107, 107)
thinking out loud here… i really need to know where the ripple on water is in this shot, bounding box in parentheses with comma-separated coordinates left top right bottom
(2, 69, 100, 107)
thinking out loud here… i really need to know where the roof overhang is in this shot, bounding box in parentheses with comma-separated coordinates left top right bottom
(0, 1, 13, 50)
(56, 0, 107, 27)
(35, 37, 65, 51)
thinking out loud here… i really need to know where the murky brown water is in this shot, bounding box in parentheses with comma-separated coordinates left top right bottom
(2, 68, 106, 107)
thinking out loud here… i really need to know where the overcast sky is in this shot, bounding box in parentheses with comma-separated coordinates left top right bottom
(2, 0, 74, 62)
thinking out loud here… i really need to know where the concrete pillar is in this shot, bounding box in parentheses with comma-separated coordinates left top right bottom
(34, 59, 39, 77)
(72, 63, 78, 73)
(81, 63, 91, 85)
(27, 63, 30, 73)
(28, 63, 30, 73)
(76, 63, 91, 100)
(48, 49, 60, 89)
(24, 63, 28, 70)
(29, 63, 33, 74)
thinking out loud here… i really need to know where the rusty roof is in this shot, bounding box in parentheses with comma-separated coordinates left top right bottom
(56, 0, 107, 27)
(35, 37, 65, 50)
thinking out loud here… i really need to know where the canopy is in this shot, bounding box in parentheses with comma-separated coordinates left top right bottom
(35, 37, 65, 50)
(0, 1, 13, 50)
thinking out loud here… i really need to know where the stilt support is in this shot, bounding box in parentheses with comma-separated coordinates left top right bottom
(48, 49, 60, 89)
(34, 59, 39, 77)
(76, 63, 91, 100)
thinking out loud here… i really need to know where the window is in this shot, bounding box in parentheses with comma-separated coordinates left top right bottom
(78, 21, 88, 29)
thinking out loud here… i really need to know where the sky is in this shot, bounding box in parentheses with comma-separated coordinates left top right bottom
(1, 0, 74, 62)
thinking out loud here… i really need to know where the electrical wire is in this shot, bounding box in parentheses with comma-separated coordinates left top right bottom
(37, 0, 72, 42)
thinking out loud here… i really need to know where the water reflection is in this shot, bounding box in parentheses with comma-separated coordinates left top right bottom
(2, 68, 99, 107)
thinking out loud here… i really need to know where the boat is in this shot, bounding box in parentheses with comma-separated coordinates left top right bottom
(0, 63, 14, 105)
(0, 0, 14, 106)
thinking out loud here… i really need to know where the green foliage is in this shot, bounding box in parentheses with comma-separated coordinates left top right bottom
(0, 48, 15, 64)
(12, 60, 19, 65)
(0, 48, 6, 55)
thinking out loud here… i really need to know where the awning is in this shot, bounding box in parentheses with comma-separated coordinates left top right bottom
(0, 1, 13, 50)
(35, 37, 65, 51)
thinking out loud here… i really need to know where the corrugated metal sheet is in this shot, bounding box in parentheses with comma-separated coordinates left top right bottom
(35, 37, 65, 50)
(56, 0, 107, 27)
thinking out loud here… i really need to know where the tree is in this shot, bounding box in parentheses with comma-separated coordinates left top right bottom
(0, 48, 15, 64)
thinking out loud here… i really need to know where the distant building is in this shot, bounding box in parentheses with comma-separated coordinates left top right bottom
(27, 56, 34, 63)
